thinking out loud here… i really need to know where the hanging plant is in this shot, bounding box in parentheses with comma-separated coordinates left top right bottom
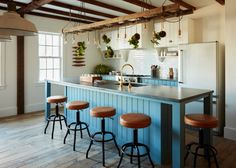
(128, 33, 140, 49)
(102, 34, 111, 44)
(102, 34, 114, 58)
(151, 31, 162, 46)
(73, 41, 86, 57)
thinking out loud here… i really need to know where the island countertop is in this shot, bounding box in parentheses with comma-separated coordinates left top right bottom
(48, 78, 213, 103)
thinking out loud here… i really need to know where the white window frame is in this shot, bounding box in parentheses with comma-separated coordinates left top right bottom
(0, 42, 6, 89)
(38, 31, 63, 83)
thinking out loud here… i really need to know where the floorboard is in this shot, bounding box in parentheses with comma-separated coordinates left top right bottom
(0, 112, 235, 168)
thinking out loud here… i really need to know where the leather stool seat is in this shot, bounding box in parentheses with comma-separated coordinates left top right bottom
(66, 101, 89, 110)
(47, 96, 67, 104)
(90, 107, 116, 118)
(120, 113, 151, 129)
(185, 114, 218, 128)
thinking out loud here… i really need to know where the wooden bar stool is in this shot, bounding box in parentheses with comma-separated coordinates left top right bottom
(44, 95, 67, 139)
(86, 107, 120, 167)
(117, 113, 154, 168)
(184, 114, 219, 168)
(63, 101, 91, 151)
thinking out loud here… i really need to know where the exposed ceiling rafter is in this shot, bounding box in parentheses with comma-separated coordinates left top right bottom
(78, 0, 134, 14)
(0, 0, 97, 23)
(123, 0, 156, 9)
(18, 0, 55, 14)
(63, 4, 193, 34)
(169, 0, 196, 10)
(216, 0, 225, 5)
(49, 1, 117, 18)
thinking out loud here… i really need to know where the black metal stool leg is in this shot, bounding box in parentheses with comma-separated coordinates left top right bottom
(64, 129, 70, 144)
(193, 146, 200, 168)
(110, 133, 120, 156)
(51, 116, 57, 139)
(136, 145, 141, 168)
(117, 145, 128, 168)
(206, 146, 211, 168)
(86, 138, 94, 158)
(85, 123, 91, 137)
(145, 145, 155, 168)
(102, 132, 105, 166)
(212, 149, 219, 168)
(73, 124, 78, 151)
(44, 118, 50, 134)
(59, 115, 62, 130)
(130, 145, 134, 164)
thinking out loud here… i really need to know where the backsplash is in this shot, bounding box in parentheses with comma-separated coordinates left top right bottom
(104, 49, 178, 78)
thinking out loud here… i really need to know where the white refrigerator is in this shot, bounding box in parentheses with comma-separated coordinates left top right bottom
(178, 41, 225, 135)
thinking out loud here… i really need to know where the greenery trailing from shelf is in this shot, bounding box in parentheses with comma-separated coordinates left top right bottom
(94, 64, 113, 74)
(73, 41, 86, 57)
(150, 30, 167, 46)
(128, 33, 140, 49)
(102, 34, 114, 58)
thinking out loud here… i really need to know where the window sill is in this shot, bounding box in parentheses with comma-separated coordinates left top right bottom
(35, 82, 45, 87)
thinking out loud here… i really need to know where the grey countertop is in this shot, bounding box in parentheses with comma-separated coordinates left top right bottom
(48, 79, 213, 103)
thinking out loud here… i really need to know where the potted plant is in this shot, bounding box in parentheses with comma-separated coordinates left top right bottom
(128, 33, 140, 49)
(73, 41, 86, 57)
(102, 34, 114, 58)
(151, 31, 161, 46)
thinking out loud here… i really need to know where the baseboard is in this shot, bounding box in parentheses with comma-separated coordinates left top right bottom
(0, 106, 17, 117)
(224, 126, 236, 140)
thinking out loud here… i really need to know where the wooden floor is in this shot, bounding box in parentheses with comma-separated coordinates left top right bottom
(0, 112, 236, 168)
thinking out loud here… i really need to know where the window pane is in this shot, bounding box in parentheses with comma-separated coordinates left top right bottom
(53, 35, 59, 46)
(39, 70, 46, 81)
(54, 70, 60, 81)
(54, 58, 60, 69)
(47, 70, 53, 80)
(39, 34, 45, 45)
(52, 46, 59, 57)
(39, 58, 47, 69)
(46, 35, 52, 45)
(39, 46, 45, 56)
(47, 58, 53, 69)
(46, 46, 52, 56)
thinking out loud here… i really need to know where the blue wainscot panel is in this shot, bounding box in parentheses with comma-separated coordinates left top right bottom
(65, 86, 166, 164)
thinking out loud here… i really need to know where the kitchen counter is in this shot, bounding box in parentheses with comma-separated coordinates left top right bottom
(45, 79, 213, 168)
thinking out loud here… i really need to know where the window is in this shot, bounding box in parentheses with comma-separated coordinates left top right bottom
(38, 32, 62, 82)
(0, 42, 6, 88)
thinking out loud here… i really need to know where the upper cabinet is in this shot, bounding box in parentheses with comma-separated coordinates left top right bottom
(154, 19, 196, 47)
(100, 22, 154, 50)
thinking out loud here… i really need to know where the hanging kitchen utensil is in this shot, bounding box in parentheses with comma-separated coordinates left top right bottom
(72, 41, 86, 67)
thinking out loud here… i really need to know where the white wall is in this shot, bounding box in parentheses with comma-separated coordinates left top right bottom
(0, 13, 103, 117)
(224, 0, 236, 140)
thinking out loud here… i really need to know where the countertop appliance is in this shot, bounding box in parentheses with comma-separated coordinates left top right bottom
(178, 41, 225, 135)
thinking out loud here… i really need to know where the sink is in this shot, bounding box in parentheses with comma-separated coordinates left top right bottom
(115, 83, 146, 87)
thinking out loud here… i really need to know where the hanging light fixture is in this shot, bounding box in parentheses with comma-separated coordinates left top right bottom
(0, 2, 37, 36)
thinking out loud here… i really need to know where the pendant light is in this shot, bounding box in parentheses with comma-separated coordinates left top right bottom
(0, 2, 37, 36)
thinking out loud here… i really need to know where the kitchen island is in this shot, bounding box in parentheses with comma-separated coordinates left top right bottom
(45, 79, 213, 168)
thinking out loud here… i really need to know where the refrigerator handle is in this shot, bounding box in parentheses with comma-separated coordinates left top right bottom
(178, 49, 184, 83)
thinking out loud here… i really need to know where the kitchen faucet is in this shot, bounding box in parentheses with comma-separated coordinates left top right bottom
(120, 63, 134, 88)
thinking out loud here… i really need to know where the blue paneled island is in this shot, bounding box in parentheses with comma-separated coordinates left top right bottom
(45, 79, 213, 168)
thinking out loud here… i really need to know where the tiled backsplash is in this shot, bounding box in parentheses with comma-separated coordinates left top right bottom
(104, 49, 178, 78)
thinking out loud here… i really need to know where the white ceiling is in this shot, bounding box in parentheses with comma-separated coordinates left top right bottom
(0, 0, 219, 22)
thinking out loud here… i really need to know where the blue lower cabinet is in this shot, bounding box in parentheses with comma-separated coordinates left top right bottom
(139, 78, 178, 87)
(65, 86, 165, 164)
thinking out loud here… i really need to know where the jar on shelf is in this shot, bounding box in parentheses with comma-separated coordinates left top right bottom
(169, 68, 174, 79)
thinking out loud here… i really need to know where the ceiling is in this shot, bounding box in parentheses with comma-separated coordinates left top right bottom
(0, 0, 222, 24)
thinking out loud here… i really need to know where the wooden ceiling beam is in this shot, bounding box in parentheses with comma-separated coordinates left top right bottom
(49, 1, 117, 18)
(78, 0, 134, 14)
(28, 12, 93, 24)
(123, 0, 156, 9)
(169, 0, 196, 10)
(216, 0, 225, 5)
(0, 0, 97, 22)
(18, 0, 55, 14)
(63, 4, 181, 33)
(37, 6, 102, 22)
